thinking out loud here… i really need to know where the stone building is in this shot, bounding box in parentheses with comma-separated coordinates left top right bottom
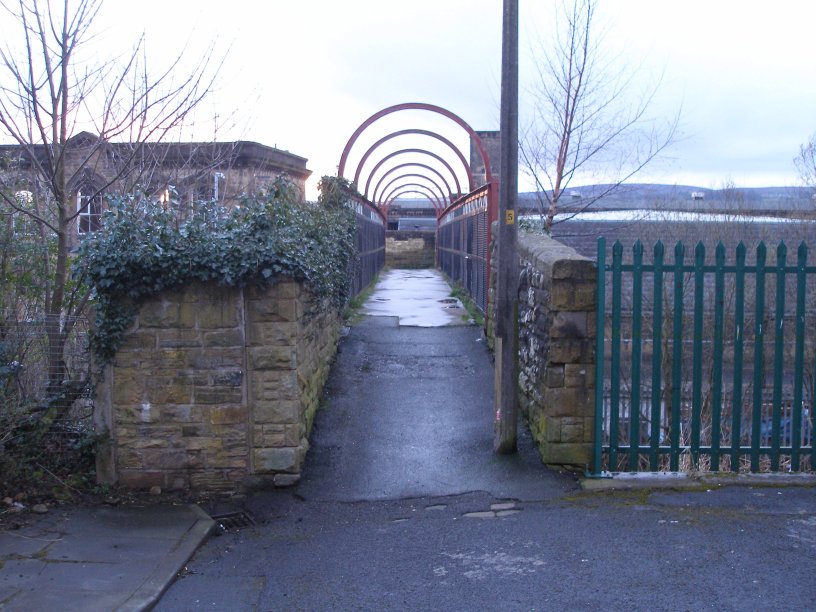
(0, 132, 311, 243)
(470, 130, 500, 187)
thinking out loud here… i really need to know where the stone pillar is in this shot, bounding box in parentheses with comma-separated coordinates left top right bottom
(95, 278, 341, 491)
(489, 231, 597, 468)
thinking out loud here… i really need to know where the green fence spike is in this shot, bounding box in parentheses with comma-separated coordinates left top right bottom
(731, 242, 746, 471)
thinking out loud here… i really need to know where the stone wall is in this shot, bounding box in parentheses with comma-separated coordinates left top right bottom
(94, 279, 340, 491)
(489, 229, 596, 468)
(385, 232, 436, 269)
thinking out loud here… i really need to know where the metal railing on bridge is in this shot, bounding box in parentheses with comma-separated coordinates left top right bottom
(592, 238, 816, 475)
(436, 183, 497, 313)
(348, 195, 386, 299)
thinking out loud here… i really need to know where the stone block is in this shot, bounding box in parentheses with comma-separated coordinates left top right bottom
(139, 300, 182, 328)
(148, 378, 194, 405)
(550, 280, 596, 311)
(183, 436, 223, 452)
(249, 370, 298, 401)
(123, 433, 170, 451)
(564, 364, 590, 388)
(544, 365, 564, 388)
(206, 405, 248, 425)
(183, 283, 233, 304)
(583, 417, 596, 443)
(115, 405, 152, 425)
(159, 405, 195, 424)
(551, 257, 595, 281)
(538, 442, 592, 467)
(551, 311, 588, 339)
(182, 424, 207, 437)
(203, 329, 244, 348)
(272, 281, 302, 300)
(194, 385, 243, 405)
(111, 351, 142, 369)
(117, 449, 143, 470)
(197, 300, 240, 329)
(253, 399, 300, 425)
(572, 282, 597, 311)
(559, 417, 586, 443)
(140, 349, 188, 371)
(253, 447, 298, 473)
(248, 346, 296, 370)
(187, 348, 244, 370)
(157, 329, 202, 349)
(139, 448, 195, 470)
(541, 386, 593, 418)
(245, 321, 299, 347)
(118, 331, 157, 351)
(178, 302, 197, 328)
(548, 338, 592, 364)
(213, 371, 244, 387)
(190, 472, 235, 490)
(118, 470, 165, 490)
(253, 424, 301, 448)
(111, 371, 144, 405)
(542, 416, 560, 443)
(247, 297, 300, 323)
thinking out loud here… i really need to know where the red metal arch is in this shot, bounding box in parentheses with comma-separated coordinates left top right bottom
(353, 129, 472, 194)
(382, 183, 443, 212)
(382, 182, 443, 210)
(339, 102, 491, 192)
(376, 174, 448, 211)
(363, 148, 462, 199)
(372, 164, 453, 205)
(384, 189, 443, 217)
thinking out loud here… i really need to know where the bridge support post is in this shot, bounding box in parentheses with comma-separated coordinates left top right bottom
(494, 0, 519, 454)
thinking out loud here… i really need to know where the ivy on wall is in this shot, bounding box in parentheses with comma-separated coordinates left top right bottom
(78, 176, 358, 363)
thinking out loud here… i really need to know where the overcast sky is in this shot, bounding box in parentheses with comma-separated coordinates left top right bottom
(12, 1, 816, 199)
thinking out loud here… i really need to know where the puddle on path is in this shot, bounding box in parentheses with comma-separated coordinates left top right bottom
(361, 269, 469, 327)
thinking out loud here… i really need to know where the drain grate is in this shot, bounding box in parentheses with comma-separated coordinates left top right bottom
(211, 510, 257, 532)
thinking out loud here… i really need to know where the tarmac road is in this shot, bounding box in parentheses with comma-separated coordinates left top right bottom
(156, 271, 816, 611)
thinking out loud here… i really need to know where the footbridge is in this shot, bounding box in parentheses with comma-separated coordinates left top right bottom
(339, 102, 498, 312)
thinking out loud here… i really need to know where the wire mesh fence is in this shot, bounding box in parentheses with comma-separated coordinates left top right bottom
(437, 185, 494, 313)
(0, 315, 93, 451)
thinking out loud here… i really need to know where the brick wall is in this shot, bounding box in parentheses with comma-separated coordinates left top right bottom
(489, 229, 597, 468)
(94, 279, 340, 491)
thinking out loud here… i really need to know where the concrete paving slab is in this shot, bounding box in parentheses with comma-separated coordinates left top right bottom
(0, 503, 213, 612)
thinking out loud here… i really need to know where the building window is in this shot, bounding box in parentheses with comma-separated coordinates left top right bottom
(12, 191, 34, 236)
(77, 190, 102, 234)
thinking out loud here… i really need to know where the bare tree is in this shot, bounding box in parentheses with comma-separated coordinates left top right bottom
(520, 0, 679, 232)
(0, 0, 221, 419)
(795, 134, 816, 196)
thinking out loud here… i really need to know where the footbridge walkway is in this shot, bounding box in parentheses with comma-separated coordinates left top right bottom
(299, 268, 564, 502)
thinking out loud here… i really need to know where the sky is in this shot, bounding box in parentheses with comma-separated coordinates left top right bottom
(4, 0, 816, 200)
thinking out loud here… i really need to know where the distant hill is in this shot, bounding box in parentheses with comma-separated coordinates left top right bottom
(519, 183, 814, 213)
(386, 183, 815, 215)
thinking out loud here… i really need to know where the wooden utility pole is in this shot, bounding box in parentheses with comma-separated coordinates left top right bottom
(494, 0, 519, 453)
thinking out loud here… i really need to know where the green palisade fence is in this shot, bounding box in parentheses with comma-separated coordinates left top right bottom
(592, 238, 815, 475)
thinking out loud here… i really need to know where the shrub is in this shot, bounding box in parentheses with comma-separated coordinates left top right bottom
(78, 176, 358, 363)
